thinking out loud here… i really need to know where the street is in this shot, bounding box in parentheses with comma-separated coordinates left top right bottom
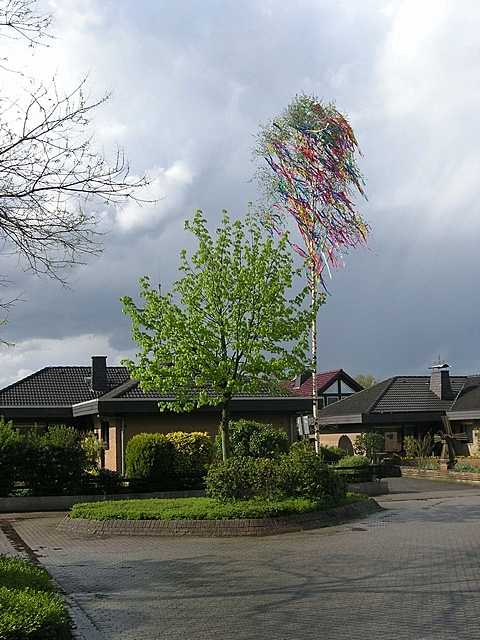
(2, 478, 480, 640)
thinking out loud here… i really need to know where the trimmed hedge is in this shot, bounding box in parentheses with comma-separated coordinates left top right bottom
(125, 431, 213, 490)
(206, 442, 346, 502)
(0, 555, 71, 639)
(0, 419, 22, 497)
(215, 420, 289, 459)
(21, 426, 87, 496)
(335, 455, 373, 483)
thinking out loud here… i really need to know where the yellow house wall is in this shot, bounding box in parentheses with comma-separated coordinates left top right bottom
(97, 412, 294, 472)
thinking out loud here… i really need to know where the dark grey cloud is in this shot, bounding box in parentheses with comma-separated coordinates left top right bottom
(1, 0, 479, 385)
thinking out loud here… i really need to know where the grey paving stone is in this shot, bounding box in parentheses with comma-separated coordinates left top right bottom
(4, 479, 480, 639)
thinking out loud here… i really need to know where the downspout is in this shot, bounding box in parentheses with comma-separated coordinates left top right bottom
(120, 417, 126, 476)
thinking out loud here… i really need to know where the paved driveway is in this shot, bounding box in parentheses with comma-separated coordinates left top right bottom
(2, 478, 480, 640)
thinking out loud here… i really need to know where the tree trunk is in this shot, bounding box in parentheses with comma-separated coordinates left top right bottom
(310, 266, 320, 453)
(220, 395, 232, 461)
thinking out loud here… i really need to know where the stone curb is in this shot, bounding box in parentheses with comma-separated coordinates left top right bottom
(401, 467, 480, 485)
(59, 499, 382, 538)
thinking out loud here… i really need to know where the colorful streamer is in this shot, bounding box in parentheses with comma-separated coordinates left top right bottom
(257, 96, 368, 287)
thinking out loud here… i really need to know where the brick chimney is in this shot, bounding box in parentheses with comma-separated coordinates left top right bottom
(429, 361, 454, 400)
(91, 356, 108, 392)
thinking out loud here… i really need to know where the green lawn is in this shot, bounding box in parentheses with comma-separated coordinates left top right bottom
(70, 494, 365, 521)
(0, 555, 72, 639)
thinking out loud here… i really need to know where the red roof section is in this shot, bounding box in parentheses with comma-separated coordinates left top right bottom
(287, 370, 343, 397)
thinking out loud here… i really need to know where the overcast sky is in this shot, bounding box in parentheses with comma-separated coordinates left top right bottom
(1, 0, 479, 386)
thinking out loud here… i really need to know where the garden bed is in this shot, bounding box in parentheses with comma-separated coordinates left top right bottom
(61, 495, 382, 537)
(401, 467, 480, 484)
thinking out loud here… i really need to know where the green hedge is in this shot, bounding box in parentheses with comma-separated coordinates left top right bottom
(0, 424, 88, 497)
(215, 420, 289, 459)
(335, 455, 373, 483)
(21, 426, 87, 496)
(0, 555, 71, 639)
(125, 431, 213, 490)
(0, 420, 22, 497)
(206, 442, 345, 502)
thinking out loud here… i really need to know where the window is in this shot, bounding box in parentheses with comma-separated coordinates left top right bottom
(100, 421, 110, 450)
(326, 396, 339, 405)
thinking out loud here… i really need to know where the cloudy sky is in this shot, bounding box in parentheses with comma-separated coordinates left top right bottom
(1, 0, 479, 386)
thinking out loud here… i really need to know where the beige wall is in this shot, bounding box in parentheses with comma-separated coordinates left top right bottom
(319, 432, 362, 452)
(97, 411, 294, 473)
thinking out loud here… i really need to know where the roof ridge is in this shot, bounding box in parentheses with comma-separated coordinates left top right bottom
(365, 377, 397, 414)
(100, 378, 138, 399)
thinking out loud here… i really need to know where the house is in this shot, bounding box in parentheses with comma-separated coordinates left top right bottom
(0, 356, 312, 473)
(287, 369, 363, 437)
(316, 362, 480, 455)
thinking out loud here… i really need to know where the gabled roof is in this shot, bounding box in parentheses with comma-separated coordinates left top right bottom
(0, 366, 308, 417)
(0, 367, 130, 407)
(288, 369, 363, 397)
(447, 376, 480, 418)
(318, 375, 468, 425)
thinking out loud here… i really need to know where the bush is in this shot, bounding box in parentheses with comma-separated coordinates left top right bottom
(453, 462, 480, 473)
(21, 426, 87, 496)
(335, 455, 373, 483)
(81, 432, 104, 472)
(0, 419, 22, 497)
(125, 433, 176, 491)
(166, 431, 213, 488)
(215, 420, 289, 459)
(85, 468, 124, 494)
(354, 432, 384, 461)
(318, 445, 346, 464)
(206, 442, 346, 503)
(0, 555, 71, 640)
(206, 457, 259, 501)
(279, 443, 346, 501)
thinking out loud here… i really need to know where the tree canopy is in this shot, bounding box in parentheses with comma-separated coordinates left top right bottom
(122, 210, 317, 459)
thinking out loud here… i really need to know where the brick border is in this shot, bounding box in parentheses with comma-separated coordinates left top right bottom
(58, 499, 382, 538)
(401, 467, 480, 485)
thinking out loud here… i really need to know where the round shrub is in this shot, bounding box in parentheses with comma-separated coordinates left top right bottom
(166, 431, 213, 488)
(215, 420, 289, 459)
(0, 419, 22, 497)
(354, 432, 384, 461)
(335, 455, 372, 483)
(125, 433, 176, 491)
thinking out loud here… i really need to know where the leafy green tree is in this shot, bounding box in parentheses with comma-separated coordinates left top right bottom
(355, 374, 377, 389)
(121, 210, 316, 460)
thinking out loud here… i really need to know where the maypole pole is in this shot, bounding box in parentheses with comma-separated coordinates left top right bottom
(255, 94, 368, 450)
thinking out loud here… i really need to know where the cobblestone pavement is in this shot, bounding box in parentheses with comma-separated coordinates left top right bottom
(3, 479, 480, 640)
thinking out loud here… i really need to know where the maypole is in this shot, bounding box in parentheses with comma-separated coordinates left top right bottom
(255, 95, 368, 452)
